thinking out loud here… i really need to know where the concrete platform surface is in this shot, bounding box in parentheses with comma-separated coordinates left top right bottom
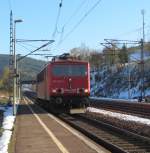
(11, 98, 110, 153)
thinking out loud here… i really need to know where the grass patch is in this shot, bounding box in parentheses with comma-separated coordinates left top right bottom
(0, 127, 4, 136)
(0, 110, 4, 137)
(8, 133, 15, 153)
(8, 123, 16, 153)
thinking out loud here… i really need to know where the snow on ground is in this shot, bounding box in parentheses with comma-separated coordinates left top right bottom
(130, 50, 150, 61)
(118, 90, 129, 99)
(0, 106, 15, 153)
(90, 97, 138, 102)
(2, 107, 15, 130)
(87, 107, 150, 126)
(0, 130, 12, 153)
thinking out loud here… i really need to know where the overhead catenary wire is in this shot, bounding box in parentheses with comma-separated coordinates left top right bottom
(145, 26, 150, 37)
(17, 40, 54, 61)
(58, 0, 102, 45)
(17, 39, 53, 53)
(17, 41, 40, 49)
(52, 0, 63, 39)
(58, 0, 88, 44)
(63, 0, 88, 28)
(17, 43, 33, 52)
(17, 41, 53, 57)
(17, 39, 52, 42)
(17, 40, 50, 49)
(114, 25, 150, 39)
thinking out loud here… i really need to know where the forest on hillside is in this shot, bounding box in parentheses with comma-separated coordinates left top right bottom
(0, 54, 45, 80)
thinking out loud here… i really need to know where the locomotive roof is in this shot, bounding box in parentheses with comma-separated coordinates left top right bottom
(50, 59, 88, 64)
(37, 59, 89, 75)
(50, 53, 88, 64)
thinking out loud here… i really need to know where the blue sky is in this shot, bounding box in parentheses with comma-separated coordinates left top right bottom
(0, 0, 150, 60)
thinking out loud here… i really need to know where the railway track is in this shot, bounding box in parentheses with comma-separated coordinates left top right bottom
(90, 99, 150, 118)
(25, 95, 150, 152)
(58, 113, 150, 153)
(25, 92, 150, 118)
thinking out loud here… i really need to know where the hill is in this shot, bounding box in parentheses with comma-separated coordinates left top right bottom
(0, 54, 46, 81)
(91, 57, 150, 99)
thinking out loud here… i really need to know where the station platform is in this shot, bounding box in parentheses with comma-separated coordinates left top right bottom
(11, 98, 110, 153)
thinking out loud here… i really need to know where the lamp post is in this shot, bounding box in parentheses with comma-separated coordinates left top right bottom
(13, 19, 23, 115)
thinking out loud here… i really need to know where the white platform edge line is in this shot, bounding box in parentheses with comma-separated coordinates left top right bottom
(24, 98, 70, 153)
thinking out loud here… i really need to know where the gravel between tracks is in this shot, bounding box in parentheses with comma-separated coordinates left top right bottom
(86, 108, 150, 138)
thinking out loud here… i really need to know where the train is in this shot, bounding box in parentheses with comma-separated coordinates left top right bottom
(36, 53, 90, 113)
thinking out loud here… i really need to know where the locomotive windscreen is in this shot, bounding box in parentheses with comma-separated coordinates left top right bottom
(52, 64, 87, 76)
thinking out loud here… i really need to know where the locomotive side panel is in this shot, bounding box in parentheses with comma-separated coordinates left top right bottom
(45, 65, 51, 100)
(37, 69, 45, 99)
(37, 67, 49, 100)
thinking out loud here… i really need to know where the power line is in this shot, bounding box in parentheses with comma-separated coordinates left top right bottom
(17, 39, 52, 42)
(58, 0, 88, 44)
(18, 41, 40, 49)
(63, 0, 88, 28)
(114, 25, 150, 39)
(52, 0, 63, 39)
(17, 43, 32, 52)
(17, 39, 53, 51)
(17, 41, 52, 53)
(58, 0, 102, 45)
(17, 40, 54, 61)
(31, 53, 52, 56)
(115, 27, 142, 38)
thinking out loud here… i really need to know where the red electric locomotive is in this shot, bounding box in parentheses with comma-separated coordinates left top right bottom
(36, 53, 90, 113)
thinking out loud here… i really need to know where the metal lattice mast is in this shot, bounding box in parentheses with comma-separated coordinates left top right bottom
(9, 10, 13, 95)
(9, 10, 13, 76)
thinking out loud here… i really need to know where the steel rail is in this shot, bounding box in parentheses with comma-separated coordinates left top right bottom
(58, 113, 150, 153)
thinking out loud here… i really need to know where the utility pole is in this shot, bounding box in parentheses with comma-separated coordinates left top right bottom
(128, 62, 131, 99)
(141, 9, 145, 42)
(140, 9, 145, 101)
(140, 39, 144, 101)
(126, 42, 131, 99)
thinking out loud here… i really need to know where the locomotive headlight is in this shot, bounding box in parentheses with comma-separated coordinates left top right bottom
(52, 89, 56, 93)
(84, 89, 88, 93)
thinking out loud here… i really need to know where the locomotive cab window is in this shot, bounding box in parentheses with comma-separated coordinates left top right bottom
(52, 65, 87, 76)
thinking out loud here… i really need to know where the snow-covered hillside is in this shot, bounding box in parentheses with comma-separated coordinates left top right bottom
(130, 50, 150, 61)
(90, 56, 150, 99)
